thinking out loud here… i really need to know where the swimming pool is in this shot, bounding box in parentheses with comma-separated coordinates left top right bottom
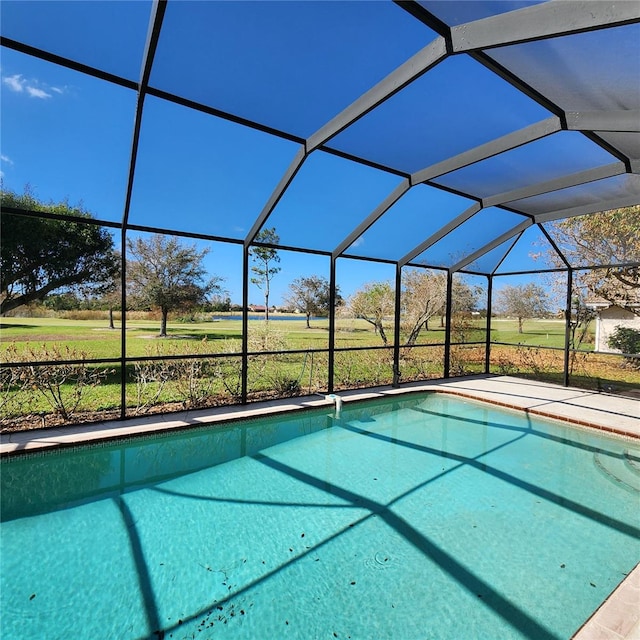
(1, 393, 639, 639)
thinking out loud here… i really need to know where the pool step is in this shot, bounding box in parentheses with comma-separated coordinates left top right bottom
(593, 450, 640, 493)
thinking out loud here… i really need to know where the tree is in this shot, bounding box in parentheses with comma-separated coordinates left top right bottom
(250, 227, 280, 321)
(401, 269, 447, 345)
(608, 326, 640, 354)
(348, 281, 394, 345)
(127, 234, 220, 337)
(544, 206, 640, 315)
(495, 283, 549, 333)
(283, 275, 340, 328)
(101, 252, 122, 330)
(0, 188, 118, 315)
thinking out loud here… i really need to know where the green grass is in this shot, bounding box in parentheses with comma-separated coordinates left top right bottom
(1, 315, 633, 430)
(1, 315, 590, 360)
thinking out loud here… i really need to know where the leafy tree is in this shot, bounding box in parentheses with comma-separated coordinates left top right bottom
(250, 227, 280, 321)
(283, 275, 341, 328)
(608, 326, 640, 356)
(545, 206, 640, 315)
(127, 234, 221, 337)
(101, 251, 122, 329)
(495, 283, 549, 333)
(348, 281, 394, 345)
(0, 188, 118, 315)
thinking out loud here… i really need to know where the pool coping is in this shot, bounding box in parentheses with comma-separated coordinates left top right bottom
(1, 374, 639, 638)
(1, 375, 639, 457)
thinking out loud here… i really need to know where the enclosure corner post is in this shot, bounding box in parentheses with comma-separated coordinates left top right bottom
(328, 256, 337, 393)
(444, 270, 453, 378)
(563, 268, 573, 387)
(393, 263, 402, 387)
(120, 228, 127, 420)
(485, 274, 493, 374)
(241, 244, 250, 403)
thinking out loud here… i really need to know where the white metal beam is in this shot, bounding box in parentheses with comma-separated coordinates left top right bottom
(451, 1, 640, 52)
(399, 203, 482, 267)
(411, 116, 561, 185)
(449, 219, 532, 273)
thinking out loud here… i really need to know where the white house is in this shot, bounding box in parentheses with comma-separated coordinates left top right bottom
(588, 301, 640, 353)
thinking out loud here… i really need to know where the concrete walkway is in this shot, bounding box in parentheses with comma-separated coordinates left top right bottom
(2, 375, 638, 456)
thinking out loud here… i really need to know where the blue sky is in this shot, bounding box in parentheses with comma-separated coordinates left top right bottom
(1, 0, 613, 306)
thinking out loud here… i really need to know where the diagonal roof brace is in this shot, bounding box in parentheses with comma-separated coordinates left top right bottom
(451, 1, 640, 53)
(411, 116, 561, 185)
(121, 0, 167, 229)
(449, 218, 533, 273)
(534, 194, 640, 224)
(332, 181, 411, 259)
(244, 146, 307, 248)
(308, 37, 447, 152)
(400, 202, 482, 267)
(483, 162, 626, 208)
(246, 36, 447, 247)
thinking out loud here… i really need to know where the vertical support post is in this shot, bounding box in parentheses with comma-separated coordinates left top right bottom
(120, 228, 127, 420)
(393, 263, 402, 387)
(241, 244, 250, 403)
(563, 268, 573, 387)
(444, 271, 453, 378)
(328, 256, 337, 393)
(485, 274, 493, 374)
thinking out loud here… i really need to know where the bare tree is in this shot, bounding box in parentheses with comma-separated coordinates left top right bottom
(543, 206, 640, 315)
(401, 269, 447, 345)
(348, 281, 395, 345)
(495, 283, 549, 333)
(283, 275, 340, 328)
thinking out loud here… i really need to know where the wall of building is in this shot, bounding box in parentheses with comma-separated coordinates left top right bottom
(595, 306, 640, 352)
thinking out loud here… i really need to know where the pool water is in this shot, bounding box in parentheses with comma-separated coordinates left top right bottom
(1, 393, 639, 640)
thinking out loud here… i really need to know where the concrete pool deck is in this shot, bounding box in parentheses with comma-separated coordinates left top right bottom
(1, 374, 638, 638)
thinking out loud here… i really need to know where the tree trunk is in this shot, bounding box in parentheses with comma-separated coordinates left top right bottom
(109, 307, 115, 330)
(160, 308, 168, 337)
(405, 320, 426, 346)
(377, 322, 388, 346)
(518, 316, 524, 333)
(306, 312, 311, 329)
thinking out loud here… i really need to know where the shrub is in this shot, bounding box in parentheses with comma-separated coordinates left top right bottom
(0, 343, 111, 424)
(608, 326, 640, 369)
(608, 326, 640, 355)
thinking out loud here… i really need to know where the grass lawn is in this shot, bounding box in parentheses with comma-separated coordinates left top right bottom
(6, 315, 628, 431)
(0, 315, 590, 360)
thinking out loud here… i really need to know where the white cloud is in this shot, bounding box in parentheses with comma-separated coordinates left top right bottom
(1, 154, 13, 165)
(3, 74, 25, 93)
(2, 73, 57, 99)
(26, 86, 51, 99)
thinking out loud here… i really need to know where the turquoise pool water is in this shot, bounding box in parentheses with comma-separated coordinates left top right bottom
(1, 393, 639, 640)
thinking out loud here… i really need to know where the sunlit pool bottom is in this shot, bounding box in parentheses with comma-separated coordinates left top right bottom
(1, 393, 639, 640)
